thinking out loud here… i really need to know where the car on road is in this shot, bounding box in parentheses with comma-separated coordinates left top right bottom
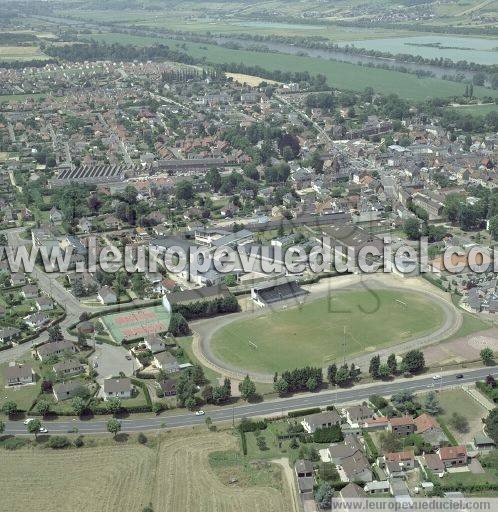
(195, 410, 205, 416)
(93, 361, 98, 368)
(125, 355, 132, 360)
(23, 418, 35, 425)
(39, 427, 48, 433)
(455, 374, 464, 379)
(432, 374, 442, 380)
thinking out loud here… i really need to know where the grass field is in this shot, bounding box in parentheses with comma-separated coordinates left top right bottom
(450, 103, 498, 117)
(0, 431, 292, 512)
(420, 388, 488, 444)
(0, 46, 48, 61)
(84, 32, 498, 101)
(100, 305, 171, 343)
(211, 290, 445, 373)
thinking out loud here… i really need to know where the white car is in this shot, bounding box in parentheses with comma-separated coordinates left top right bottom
(195, 410, 205, 416)
(39, 427, 48, 434)
(433, 374, 442, 380)
(23, 418, 35, 425)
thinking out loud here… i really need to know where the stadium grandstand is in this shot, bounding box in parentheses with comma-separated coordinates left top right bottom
(251, 277, 308, 306)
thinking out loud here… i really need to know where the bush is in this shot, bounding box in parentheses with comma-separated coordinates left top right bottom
(288, 407, 321, 418)
(74, 436, 84, 448)
(2, 437, 27, 450)
(312, 425, 344, 444)
(239, 418, 268, 433)
(47, 436, 71, 449)
(138, 432, 147, 444)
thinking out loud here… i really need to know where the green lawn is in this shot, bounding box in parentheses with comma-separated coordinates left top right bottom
(212, 290, 445, 374)
(450, 103, 498, 117)
(0, 361, 41, 412)
(442, 470, 498, 486)
(83, 33, 498, 101)
(435, 389, 487, 425)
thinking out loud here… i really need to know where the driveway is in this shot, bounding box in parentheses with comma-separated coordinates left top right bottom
(89, 343, 135, 384)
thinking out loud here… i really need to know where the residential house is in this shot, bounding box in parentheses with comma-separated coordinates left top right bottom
(295, 459, 315, 494)
(97, 286, 117, 305)
(422, 453, 445, 477)
(4, 362, 34, 386)
(340, 452, 373, 483)
(158, 379, 177, 397)
(36, 297, 54, 311)
(49, 206, 63, 224)
(0, 327, 21, 343)
(103, 377, 133, 400)
(53, 380, 87, 401)
(364, 416, 389, 431)
(53, 358, 85, 378)
(474, 433, 496, 451)
(301, 410, 341, 434)
(328, 434, 363, 465)
(344, 405, 374, 427)
(24, 312, 50, 329)
(339, 482, 367, 503)
(414, 413, 447, 447)
(388, 416, 416, 437)
(21, 284, 38, 299)
(153, 351, 180, 373)
(363, 481, 391, 495)
(37, 340, 77, 362)
(381, 451, 415, 478)
(438, 446, 468, 468)
(143, 335, 166, 354)
(10, 273, 27, 286)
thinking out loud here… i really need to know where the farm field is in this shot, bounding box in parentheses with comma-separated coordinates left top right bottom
(450, 103, 498, 117)
(211, 290, 445, 374)
(0, 432, 292, 512)
(0, 46, 48, 61)
(338, 35, 498, 65)
(100, 305, 171, 343)
(83, 32, 498, 100)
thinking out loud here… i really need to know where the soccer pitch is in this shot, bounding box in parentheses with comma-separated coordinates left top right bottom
(101, 305, 171, 343)
(211, 289, 445, 374)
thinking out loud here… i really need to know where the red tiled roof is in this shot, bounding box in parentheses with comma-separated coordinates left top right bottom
(439, 446, 467, 460)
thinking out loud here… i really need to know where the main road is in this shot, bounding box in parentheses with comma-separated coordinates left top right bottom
(4, 366, 497, 435)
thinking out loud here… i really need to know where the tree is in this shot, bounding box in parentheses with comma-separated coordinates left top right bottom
(307, 377, 318, 392)
(473, 72, 486, 86)
(107, 419, 121, 438)
(0, 420, 4, 436)
(327, 364, 337, 385)
(48, 324, 63, 342)
(387, 354, 397, 375)
(27, 418, 42, 439)
(238, 375, 257, 401)
(489, 215, 498, 240)
(403, 218, 420, 240)
(106, 397, 122, 415)
(175, 180, 194, 201)
(36, 399, 51, 416)
(169, 312, 190, 336)
(274, 378, 288, 396)
(369, 355, 381, 379)
(379, 431, 402, 453)
(72, 396, 86, 416)
(335, 365, 350, 386)
(256, 436, 267, 450)
(481, 348, 494, 365)
(131, 273, 147, 298)
(401, 350, 425, 374)
(486, 408, 498, 443)
(314, 482, 334, 509)
(423, 391, 441, 415)
(378, 364, 391, 379)
(450, 412, 469, 433)
(1, 400, 17, 417)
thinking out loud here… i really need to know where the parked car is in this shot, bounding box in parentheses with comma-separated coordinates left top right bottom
(195, 410, 205, 416)
(432, 374, 441, 380)
(23, 418, 34, 425)
(455, 374, 464, 379)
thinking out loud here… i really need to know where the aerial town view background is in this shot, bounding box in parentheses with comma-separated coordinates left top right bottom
(5, 1, 498, 511)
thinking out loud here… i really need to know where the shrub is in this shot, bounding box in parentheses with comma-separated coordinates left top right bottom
(47, 436, 71, 449)
(138, 432, 147, 444)
(288, 407, 321, 418)
(74, 436, 84, 448)
(2, 437, 27, 450)
(313, 425, 343, 444)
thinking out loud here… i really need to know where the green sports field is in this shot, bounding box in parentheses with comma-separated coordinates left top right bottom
(101, 305, 171, 343)
(211, 289, 445, 373)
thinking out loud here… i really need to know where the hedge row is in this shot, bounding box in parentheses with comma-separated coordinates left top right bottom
(288, 407, 321, 418)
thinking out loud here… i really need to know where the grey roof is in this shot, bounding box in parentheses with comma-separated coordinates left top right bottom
(53, 380, 85, 397)
(53, 358, 84, 373)
(340, 483, 367, 499)
(104, 377, 132, 394)
(5, 363, 33, 381)
(295, 459, 313, 474)
(38, 340, 76, 358)
(303, 410, 341, 429)
(154, 351, 178, 367)
(211, 229, 253, 248)
(474, 433, 495, 446)
(167, 284, 231, 305)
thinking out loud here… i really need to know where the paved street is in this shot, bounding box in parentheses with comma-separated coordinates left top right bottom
(4, 366, 497, 435)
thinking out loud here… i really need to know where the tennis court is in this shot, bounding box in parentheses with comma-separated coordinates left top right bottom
(101, 305, 171, 343)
